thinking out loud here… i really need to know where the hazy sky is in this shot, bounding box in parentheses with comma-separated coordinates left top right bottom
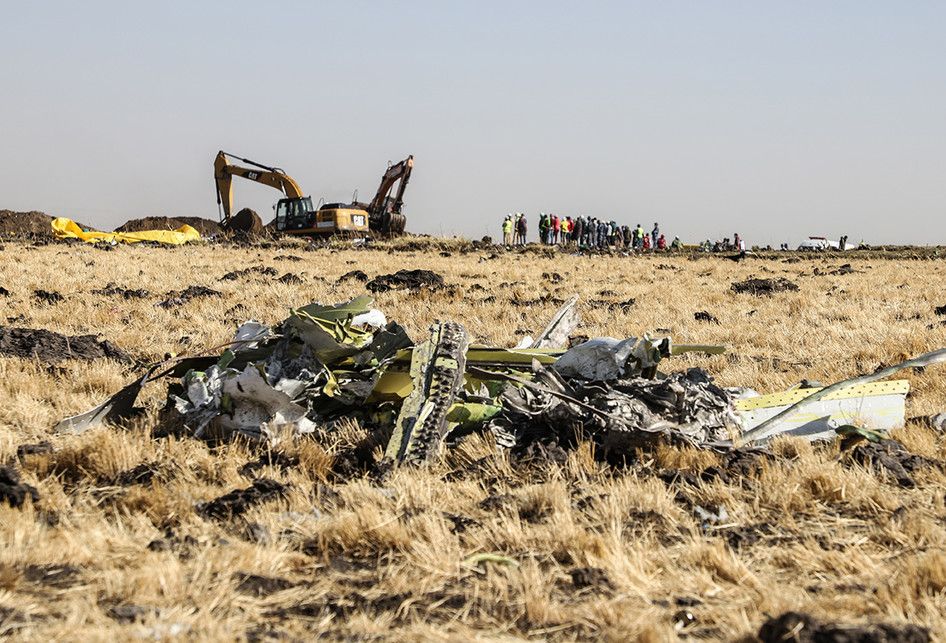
(1, 2, 944, 244)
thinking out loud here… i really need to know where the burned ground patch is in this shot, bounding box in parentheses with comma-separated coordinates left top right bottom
(32, 290, 64, 305)
(91, 283, 150, 299)
(337, 269, 368, 283)
(730, 277, 799, 296)
(0, 327, 130, 364)
(693, 310, 720, 324)
(365, 269, 445, 292)
(157, 285, 222, 308)
(196, 479, 289, 520)
(758, 611, 930, 643)
(847, 439, 941, 488)
(220, 266, 278, 281)
(0, 465, 39, 508)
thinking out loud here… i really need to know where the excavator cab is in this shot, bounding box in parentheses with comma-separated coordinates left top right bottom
(274, 197, 317, 231)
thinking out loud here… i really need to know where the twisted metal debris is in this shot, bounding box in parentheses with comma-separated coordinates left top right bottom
(53, 295, 944, 468)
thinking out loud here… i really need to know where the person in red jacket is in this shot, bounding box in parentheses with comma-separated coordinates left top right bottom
(657, 234, 667, 250)
(551, 215, 560, 244)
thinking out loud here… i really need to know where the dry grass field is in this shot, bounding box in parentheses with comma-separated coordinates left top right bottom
(1, 239, 945, 641)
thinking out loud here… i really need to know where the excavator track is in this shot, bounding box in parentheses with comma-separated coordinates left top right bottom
(385, 322, 469, 466)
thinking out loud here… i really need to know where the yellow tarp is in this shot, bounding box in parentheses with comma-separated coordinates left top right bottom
(51, 217, 200, 245)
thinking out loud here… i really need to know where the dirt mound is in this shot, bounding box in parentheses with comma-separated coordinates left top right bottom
(758, 611, 930, 643)
(1, 464, 39, 508)
(115, 216, 222, 237)
(365, 269, 445, 293)
(0, 210, 56, 240)
(0, 327, 130, 364)
(731, 277, 799, 296)
(196, 479, 288, 520)
(157, 285, 222, 309)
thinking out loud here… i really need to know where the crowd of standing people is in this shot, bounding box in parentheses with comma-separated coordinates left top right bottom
(502, 213, 681, 251)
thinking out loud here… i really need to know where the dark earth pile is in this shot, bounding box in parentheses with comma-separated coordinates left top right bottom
(0, 327, 130, 364)
(758, 611, 930, 643)
(115, 216, 222, 237)
(366, 269, 445, 293)
(157, 285, 222, 309)
(0, 465, 39, 508)
(730, 277, 800, 296)
(0, 210, 92, 240)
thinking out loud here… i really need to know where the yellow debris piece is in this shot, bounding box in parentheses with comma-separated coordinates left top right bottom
(734, 380, 910, 411)
(51, 217, 200, 245)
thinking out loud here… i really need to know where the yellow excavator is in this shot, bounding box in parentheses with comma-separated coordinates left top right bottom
(214, 151, 368, 235)
(318, 155, 413, 235)
(213, 151, 412, 236)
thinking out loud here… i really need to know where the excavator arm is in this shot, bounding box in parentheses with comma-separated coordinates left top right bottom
(368, 155, 413, 215)
(213, 151, 305, 220)
(366, 155, 413, 234)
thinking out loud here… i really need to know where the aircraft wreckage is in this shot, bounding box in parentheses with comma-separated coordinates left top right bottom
(56, 296, 946, 467)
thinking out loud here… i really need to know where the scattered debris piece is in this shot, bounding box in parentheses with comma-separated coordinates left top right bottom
(274, 255, 303, 262)
(55, 367, 155, 433)
(196, 479, 288, 520)
(33, 289, 64, 305)
(462, 553, 518, 569)
(0, 465, 39, 507)
(672, 609, 697, 632)
(385, 322, 470, 466)
(0, 326, 130, 364)
(0, 286, 9, 297)
(730, 277, 799, 296)
(542, 272, 564, 283)
(92, 283, 150, 299)
(925, 412, 946, 432)
(737, 349, 946, 446)
(736, 380, 909, 443)
(530, 296, 579, 349)
(157, 285, 222, 308)
(694, 311, 719, 324)
(934, 305, 946, 316)
(366, 269, 445, 293)
(693, 504, 729, 528)
(758, 611, 930, 643)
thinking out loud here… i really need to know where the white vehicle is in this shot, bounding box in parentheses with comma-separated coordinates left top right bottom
(798, 237, 845, 251)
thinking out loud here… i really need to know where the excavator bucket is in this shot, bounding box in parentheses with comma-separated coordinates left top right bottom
(371, 211, 407, 236)
(222, 208, 264, 236)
